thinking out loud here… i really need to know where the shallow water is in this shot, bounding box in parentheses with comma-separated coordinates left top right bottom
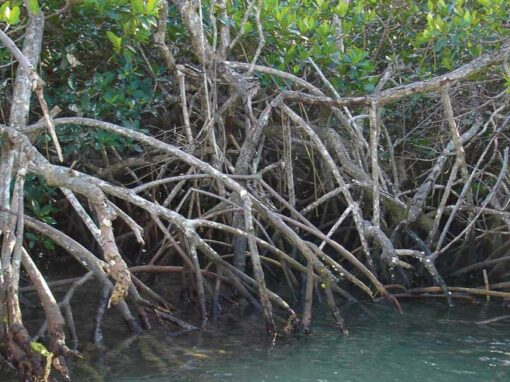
(63, 300, 510, 382)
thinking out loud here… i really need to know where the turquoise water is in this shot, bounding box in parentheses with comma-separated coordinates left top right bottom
(67, 301, 510, 382)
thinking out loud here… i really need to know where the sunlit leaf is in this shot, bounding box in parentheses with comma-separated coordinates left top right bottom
(7, 6, 19, 24)
(0, 2, 11, 22)
(130, 0, 144, 14)
(147, 0, 158, 14)
(106, 31, 122, 53)
(30, 342, 50, 357)
(335, 1, 349, 17)
(28, 0, 39, 15)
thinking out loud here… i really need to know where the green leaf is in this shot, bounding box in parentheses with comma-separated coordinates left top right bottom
(503, 73, 510, 94)
(30, 342, 50, 357)
(335, 1, 349, 17)
(264, 0, 278, 11)
(26, 232, 37, 240)
(298, 19, 309, 33)
(25, 232, 38, 242)
(244, 21, 252, 33)
(131, 0, 144, 14)
(42, 238, 55, 250)
(147, 0, 158, 14)
(106, 31, 122, 53)
(0, 2, 11, 22)
(28, 0, 39, 15)
(41, 216, 57, 225)
(463, 10, 472, 25)
(38, 204, 53, 216)
(317, 21, 331, 37)
(8, 6, 20, 25)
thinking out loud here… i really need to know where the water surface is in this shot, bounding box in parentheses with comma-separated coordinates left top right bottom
(67, 301, 510, 382)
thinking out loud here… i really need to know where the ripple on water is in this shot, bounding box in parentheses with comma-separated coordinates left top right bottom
(2, 301, 510, 382)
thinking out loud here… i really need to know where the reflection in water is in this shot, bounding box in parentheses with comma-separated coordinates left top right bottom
(2, 301, 510, 381)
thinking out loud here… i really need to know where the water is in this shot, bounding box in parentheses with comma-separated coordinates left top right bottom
(63, 300, 510, 382)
